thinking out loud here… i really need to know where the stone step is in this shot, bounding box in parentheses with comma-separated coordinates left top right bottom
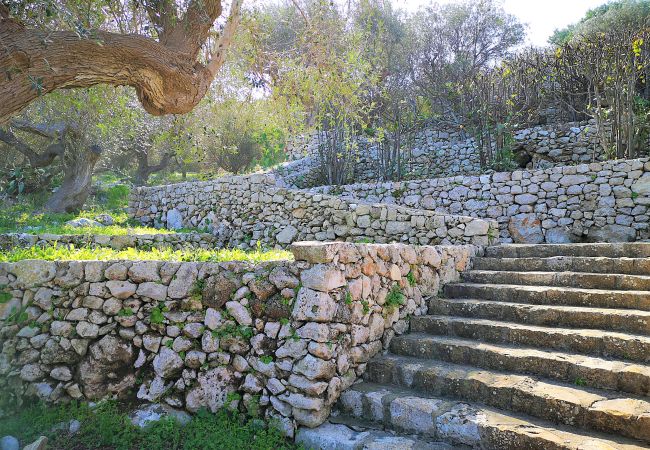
(296, 421, 457, 450)
(410, 315, 650, 363)
(389, 333, 650, 396)
(444, 282, 650, 311)
(429, 298, 650, 335)
(474, 256, 650, 275)
(363, 356, 650, 444)
(337, 381, 648, 449)
(485, 243, 650, 259)
(462, 270, 650, 291)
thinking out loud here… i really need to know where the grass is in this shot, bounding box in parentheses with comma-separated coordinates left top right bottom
(0, 244, 293, 263)
(0, 187, 168, 236)
(0, 400, 298, 450)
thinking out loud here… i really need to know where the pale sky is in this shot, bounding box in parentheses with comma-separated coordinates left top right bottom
(394, 0, 609, 46)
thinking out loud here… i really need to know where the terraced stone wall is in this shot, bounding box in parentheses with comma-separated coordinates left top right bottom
(0, 241, 478, 436)
(312, 158, 650, 243)
(0, 232, 219, 251)
(128, 174, 496, 247)
(277, 121, 606, 188)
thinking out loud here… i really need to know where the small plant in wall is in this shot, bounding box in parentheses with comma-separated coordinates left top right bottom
(190, 279, 206, 301)
(406, 269, 416, 286)
(385, 284, 406, 311)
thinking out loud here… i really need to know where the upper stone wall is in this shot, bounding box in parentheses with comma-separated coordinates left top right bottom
(0, 241, 478, 436)
(311, 158, 650, 243)
(276, 121, 610, 188)
(128, 174, 496, 248)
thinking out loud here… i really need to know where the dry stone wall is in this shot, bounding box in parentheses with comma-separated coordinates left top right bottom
(0, 232, 219, 252)
(312, 158, 650, 243)
(128, 174, 496, 247)
(277, 121, 609, 188)
(0, 241, 478, 436)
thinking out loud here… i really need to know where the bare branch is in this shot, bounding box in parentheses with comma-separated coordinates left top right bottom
(206, 0, 244, 77)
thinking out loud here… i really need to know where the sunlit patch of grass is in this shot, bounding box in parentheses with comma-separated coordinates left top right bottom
(0, 400, 297, 450)
(0, 244, 293, 263)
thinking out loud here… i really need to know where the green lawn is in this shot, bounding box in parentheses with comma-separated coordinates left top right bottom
(0, 401, 298, 450)
(0, 245, 293, 263)
(0, 186, 169, 236)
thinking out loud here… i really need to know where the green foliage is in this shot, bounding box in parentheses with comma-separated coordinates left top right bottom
(406, 270, 416, 287)
(96, 185, 131, 211)
(212, 323, 254, 341)
(0, 400, 297, 450)
(385, 284, 406, 311)
(190, 279, 206, 301)
(259, 355, 274, 364)
(5, 304, 29, 325)
(574, 377, 588, 387)
(0, 285, 11, 304)
(150, 306, 166, 325)
(117, 307, 134, 317)
(0, 244, 293, 264)
(0, 194, 164, 235)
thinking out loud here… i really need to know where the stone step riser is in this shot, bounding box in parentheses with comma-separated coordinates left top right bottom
(485, 243, 650, 259)
(462, 270, 650, 291)
(389, 335, 650, 397)
(410, 316, 650, 363)
(474, 257, 650, 275)
(337, 385, 646, 450)
(444, 283, 650, 311)
(363, 358, 650, 444)
(428, 299, 650, 336)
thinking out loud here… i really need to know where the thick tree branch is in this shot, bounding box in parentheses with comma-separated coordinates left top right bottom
(0, 126, 64, 167)
(0, 0, 243, 123)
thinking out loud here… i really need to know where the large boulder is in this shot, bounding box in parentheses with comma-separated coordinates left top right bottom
(202, 273, 239, 309)
(78, 335, 135, 399)
(545, 227, 576, 244)
(65, 218, 103, 228)
(166, 208, 183, 230)
(508, 214, 544, 244)
(184, 367, 236, 413)
(586, 225, 636, 243)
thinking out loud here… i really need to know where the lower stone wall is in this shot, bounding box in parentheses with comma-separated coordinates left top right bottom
(128, 175, 497, 247)
(311, 159, 650, 243)
(0, 233, 219, 251)
(0, 241, 478, 436)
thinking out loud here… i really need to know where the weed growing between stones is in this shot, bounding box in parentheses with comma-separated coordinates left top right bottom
(385, 285, 406, 311)
(0, 400, 298, 450)
(0, 244, 293, 263)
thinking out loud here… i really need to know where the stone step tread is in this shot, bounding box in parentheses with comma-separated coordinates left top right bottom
(429, 297, 650, 334)
(474, 256, 650, 275)
(462, 270, 650, 290)
(339, 381, 648, 449)
(364, 355, 650, 443)
(444, 282, 650, 310)
(391, 333, 650, 396)
(296, 421, 457, 450)
(485, 243, 650, 259)
(446, 282, 650, 297)
(410, 315, 650, 362)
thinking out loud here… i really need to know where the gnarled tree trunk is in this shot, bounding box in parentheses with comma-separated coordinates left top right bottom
(133, 151, 174, 186)
(45, 144, 103, 213)
(0, 0, 242, 122)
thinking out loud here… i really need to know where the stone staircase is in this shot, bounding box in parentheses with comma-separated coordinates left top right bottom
(298, 243, 650, 449)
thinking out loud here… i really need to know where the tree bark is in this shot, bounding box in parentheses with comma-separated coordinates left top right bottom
(0, 0, 242, 122)
(44, 144, 103, 213)
(133, 151, 174, 186)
